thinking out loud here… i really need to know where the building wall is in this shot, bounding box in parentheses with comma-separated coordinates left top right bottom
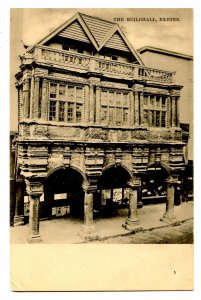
(138, 51, 193, 160)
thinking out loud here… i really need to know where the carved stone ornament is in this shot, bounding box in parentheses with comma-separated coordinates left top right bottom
(25, 180, 44, 196)
(127, 178, 141, 189)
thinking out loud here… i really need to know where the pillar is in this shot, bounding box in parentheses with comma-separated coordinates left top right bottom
(33, 76, 40, 118)
(23, 78, 30, 118)
(176, 97, 180, 127)
(41, 78, 48, 120)
(79, 183, 98, 241)
(28, 194, 41, 242)
(26, 180, 43, 243)
(123, 178, 143, 232)
(13, 179, 25, 226)
(171, 96, 176, 127)
(134, 91, 139, 125)
(160, 176, 180, 224)
(140, 92, 144, 125)
(130, 91, 134, 126)
(95, 86, 101, 124)
(89, 84, 95, 124)
(166, 96, 171, 128)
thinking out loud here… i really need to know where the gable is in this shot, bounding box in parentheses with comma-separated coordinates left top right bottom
(104, 31, 130, 52)
(80, 13, 115, 47)
(58, 20, 91, 44)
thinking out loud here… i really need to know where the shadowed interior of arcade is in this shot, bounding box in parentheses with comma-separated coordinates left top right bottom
(40, 167, 84, 220)
(94, 165, 131, 217)
(40, 165, 132, 220)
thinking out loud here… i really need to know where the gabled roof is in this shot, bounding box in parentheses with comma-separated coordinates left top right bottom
(80, 13, 115, 47)
(28, 12, 144, 65)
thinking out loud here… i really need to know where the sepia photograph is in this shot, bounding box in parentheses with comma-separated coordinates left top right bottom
(9, 7, 194, 291)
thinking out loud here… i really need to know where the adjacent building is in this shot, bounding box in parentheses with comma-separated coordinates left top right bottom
(13, 12, 189, 242)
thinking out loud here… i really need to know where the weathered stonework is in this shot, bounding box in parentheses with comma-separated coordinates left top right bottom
(14, 12, 189, 242)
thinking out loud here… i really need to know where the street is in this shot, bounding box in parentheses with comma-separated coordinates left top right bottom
(88, 218, 193, 244)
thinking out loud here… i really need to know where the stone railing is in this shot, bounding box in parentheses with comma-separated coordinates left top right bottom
(34, 45, 90, 71)
(21, 45, 175, 83)
(94, 58, 136, 77)
(137, 66, 174, 83)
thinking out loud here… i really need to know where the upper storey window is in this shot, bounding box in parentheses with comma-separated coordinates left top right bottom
(143, 94, 167, 127)
(100, 90, 130, 126)
(49, 82, 84, 123)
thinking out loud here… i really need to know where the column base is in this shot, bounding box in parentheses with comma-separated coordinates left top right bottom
(27, 234, 42, 243)
(160, 213, 181, 225)
(78, 225, 99, 241)
(13, 215, 24, 227)
(123, 218, 143, 232)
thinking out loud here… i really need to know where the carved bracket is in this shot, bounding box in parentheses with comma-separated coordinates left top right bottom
(25, 179, 44, 196)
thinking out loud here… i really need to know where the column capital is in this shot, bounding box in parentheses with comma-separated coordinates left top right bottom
(82, 181, 96, 193)
(127, 178, 141, 189)
(165, 176, 178, 186)
(34, 76, 41, 82)
(25, 179, 43, 197)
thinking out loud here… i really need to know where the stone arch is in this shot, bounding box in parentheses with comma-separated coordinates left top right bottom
(141, 162, 170, 205)
(42, 166, 86, 219)
(102, 163, 133, 180)
(147, 162, 171, 176)
(46, 165, 87, 182)
(95, 163, 132, 216)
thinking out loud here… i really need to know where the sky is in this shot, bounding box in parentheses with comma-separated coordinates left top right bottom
(10, 8, 193, 130)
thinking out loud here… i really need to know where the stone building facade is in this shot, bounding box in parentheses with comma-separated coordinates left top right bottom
(14, 12, 187, 242)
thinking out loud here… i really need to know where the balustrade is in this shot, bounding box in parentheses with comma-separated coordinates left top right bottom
(31, 45, 174, 83)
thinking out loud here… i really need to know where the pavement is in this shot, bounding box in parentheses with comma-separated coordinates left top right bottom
(10, 201, 193, 244)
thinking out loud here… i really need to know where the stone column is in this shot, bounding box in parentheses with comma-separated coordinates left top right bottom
(171, 96, 176, 127)
(166, 96, 171, 128)
(41, 78, 48, 120)
(139, 92, 144, 125)
(134, 91, 139, 125)
(130, 91, 134, 126)
(79, 183, 98, 241)
(123, 178, 143, 232)
(95, 86, 101, 124)
(13, 179, 25, 226)
(176, 97, 180, 127)
(23, 78, 30, 118)
(33, 77, 40, 119)
(85, 85, 90, 123)
(89, 84, 95, 124)
(160, 176, 180, 224)
(26, 180, 43, 243)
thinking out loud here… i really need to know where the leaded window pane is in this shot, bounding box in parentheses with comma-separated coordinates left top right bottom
(50, 83, 57, 98)
(76, 103, 82, 122)
(58, 101, 65, 122)
(67, 102, 74, 122)
(49, 101, 56, 121)
(68, 86, 74, 99)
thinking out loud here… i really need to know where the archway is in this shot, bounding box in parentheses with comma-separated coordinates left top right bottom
(41, 167, 84, 219)
(95, 164, 132, 217)
(141, 163, 169, 205)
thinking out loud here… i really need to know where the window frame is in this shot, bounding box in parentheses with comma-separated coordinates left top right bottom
(143, 93, 167, 127)
(100, 89, 130, 126)
(48, 82, 84, 123)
